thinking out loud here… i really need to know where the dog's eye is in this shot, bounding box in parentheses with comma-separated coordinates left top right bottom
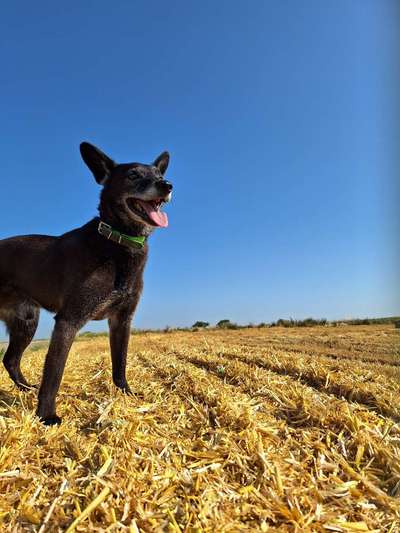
(127, 172, 138, 180)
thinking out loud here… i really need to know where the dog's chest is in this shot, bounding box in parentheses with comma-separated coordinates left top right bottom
(92, 254, 145, 320)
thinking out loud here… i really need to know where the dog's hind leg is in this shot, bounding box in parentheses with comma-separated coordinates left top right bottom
(3, 304, 40, 390)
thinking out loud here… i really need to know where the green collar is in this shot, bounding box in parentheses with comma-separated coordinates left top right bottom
(98, 221, 146, 249)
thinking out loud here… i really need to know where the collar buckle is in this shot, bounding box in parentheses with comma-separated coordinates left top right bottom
(98, 221, 113, 239)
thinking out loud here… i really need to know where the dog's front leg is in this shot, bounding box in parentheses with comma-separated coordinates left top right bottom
(108, 312, 133, 394)
(36, 317, 81, 425)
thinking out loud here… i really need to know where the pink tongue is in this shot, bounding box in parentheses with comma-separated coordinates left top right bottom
(137, 200, 168, 227)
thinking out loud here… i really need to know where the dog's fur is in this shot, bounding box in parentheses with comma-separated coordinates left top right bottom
(0, 142, 172, 425)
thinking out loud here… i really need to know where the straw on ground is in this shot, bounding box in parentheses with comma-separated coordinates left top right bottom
(0, 324, 399, 531)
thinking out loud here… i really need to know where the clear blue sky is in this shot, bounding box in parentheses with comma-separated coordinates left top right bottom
(1, 1, 399, 340)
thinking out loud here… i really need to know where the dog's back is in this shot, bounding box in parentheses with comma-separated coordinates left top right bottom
(0, 234, 58, 312)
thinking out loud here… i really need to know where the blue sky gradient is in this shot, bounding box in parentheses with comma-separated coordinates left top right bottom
(1, 1, 399, 339)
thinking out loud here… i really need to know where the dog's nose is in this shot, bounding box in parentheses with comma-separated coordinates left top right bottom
(164, 181, 173, 192)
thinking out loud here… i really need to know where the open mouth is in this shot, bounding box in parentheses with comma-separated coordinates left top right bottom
(126, 198, 169, 227)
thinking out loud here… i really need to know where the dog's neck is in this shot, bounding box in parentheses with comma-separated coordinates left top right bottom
(98, 200, 153, 238)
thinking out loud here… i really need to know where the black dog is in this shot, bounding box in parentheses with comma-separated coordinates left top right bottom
(0, 142, 172, 425)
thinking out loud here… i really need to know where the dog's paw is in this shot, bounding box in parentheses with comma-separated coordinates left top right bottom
(114, 381, 134, 395)
(40, 415, 62, 426)
(120, 385, 134, 396)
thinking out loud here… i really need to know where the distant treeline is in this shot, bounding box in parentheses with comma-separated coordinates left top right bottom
(192, 316, 400, 330)
(266, 317, 400, 328)
(74, 316, 400, 338)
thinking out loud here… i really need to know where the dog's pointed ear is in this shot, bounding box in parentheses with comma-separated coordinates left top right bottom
(153, 151, 170, 175)
(80, 142, 116, 185)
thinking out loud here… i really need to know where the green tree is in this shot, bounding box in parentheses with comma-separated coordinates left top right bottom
(217, 319, 231, 328)
(216, 319, 239, 329)
(192, 321, 209, 328)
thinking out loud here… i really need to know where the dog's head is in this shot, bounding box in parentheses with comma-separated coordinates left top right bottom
(80, 142, 172, 229)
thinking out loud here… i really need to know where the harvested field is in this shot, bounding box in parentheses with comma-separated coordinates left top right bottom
(0, 325, 399, 531)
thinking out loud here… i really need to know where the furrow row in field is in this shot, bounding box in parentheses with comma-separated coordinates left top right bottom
(199, 333, 400, 370)
(132, 351, 336, 530)
(234, 341, 400, 369)
(217, 350, 399, 422)
(130, 349, 400, 529)
(200, 342, 400, 387)
(159, 346, 400, 497)
(134, 350, 279, 431)
(134, 346, 400, 506)
(202, 328, 400, 363)
(170, 344, 400, 480)
(163, 335, 399, 420)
